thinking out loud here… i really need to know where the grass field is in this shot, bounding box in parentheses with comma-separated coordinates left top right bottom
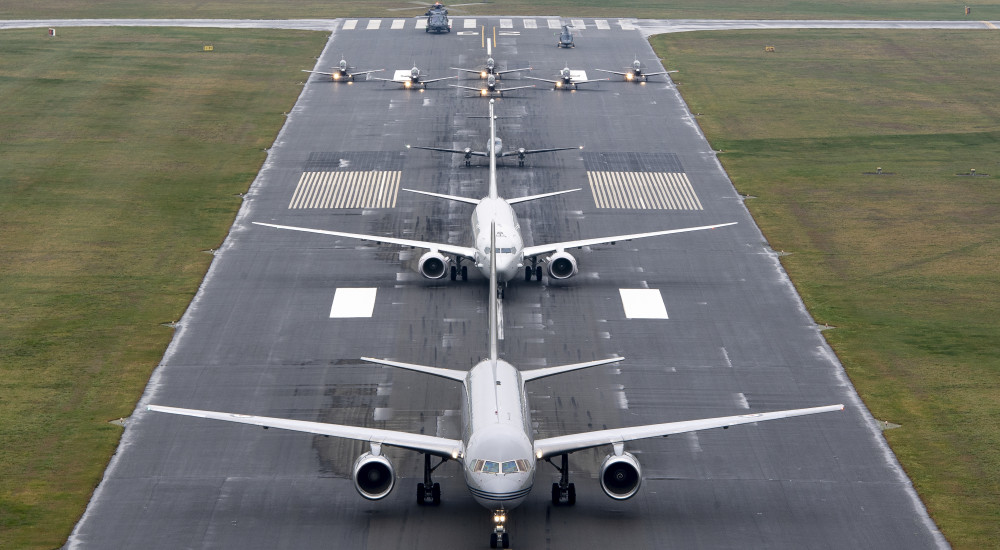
(651, 30, 1000, 548)
(2, 0, 1000, 21)
(0, 27, 328, 549)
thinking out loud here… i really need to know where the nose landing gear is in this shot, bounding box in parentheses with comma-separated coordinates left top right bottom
(489, 510, 510, 548)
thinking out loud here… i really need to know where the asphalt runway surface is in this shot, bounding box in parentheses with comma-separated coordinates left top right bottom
(65, 18, 946, 549)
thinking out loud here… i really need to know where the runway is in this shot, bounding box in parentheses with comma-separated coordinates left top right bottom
(64, 18, 947, 549)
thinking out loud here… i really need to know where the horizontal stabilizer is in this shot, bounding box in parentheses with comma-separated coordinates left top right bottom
(402, 188, 481, 205)
(521, 356, 624, 382)
(506, 188, 579, 205)
(361, 357, 468, 382)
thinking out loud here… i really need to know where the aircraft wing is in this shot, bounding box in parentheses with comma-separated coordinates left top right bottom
(253, 222, 477, 259)
(351, 69, 384, 77)
(497, 85, 535, 93)
(593, 69, 627, 76)
(370, 76, 403, 83)
(570, 77, 611, 85)
(524, 76, 559, 84)
(642, 70, 677, 77)
(499, 145, 582, 157)
(406, 144, 487, 157)
(420, 76, 458, 84)
(451, 67, 485, 75)
(450, 84, 491, 93)
(495, 67, 532, 75)
(533, 404, 844, 459)
(522, 222, 738, 259)
(303, 69, 338, 77)
(149, 405, 462, 458)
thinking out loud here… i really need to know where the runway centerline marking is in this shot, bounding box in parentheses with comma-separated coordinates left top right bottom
(330, 288, 377, 318)
(619, 289, 669, 319)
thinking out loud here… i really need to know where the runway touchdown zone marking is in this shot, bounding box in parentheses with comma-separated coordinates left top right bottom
(619, 289, 669, 319)
(330, 288, 378, 318)
(289, 171, 401, 209)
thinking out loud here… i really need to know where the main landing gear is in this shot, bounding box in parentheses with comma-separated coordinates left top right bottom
(524, 260, 542, 282)
(548, 453, 576, 506)
(450, 261, 468, 281)
(417, 453, 445, 506)
(489, 510, 510, 548)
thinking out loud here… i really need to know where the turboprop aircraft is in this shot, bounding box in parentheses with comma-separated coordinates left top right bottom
(149, 224, 845, 548)
(302, 58, 384, 82)
(525, 66, 609, 90)
(451, 73, 534, 97)
(452, 38, 531, 79)
(406, 137, 581, 167)
(372, 64, 457, 88)
(255, 99, 736, 284)
(595, 57, 677, 83)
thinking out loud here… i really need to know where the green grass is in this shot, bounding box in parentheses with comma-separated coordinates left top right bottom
(2, 0, 1000, 21)
(651, 30, 1000, 548)
(0, 27, 328, 549)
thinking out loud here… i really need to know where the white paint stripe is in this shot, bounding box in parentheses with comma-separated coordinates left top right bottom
(681, 173, 703, 209)
(391, 19, 405, 30)
(619, 288, 668, 319)
(415, 19, 427, 30)
(571, 19, 585, 29)
(289, 172, 307, 208)
(618, 19, 636, 31)
(523, 19, 537, 29)
(330, 288, 377, 318)
(343, 20, 358, 30)
(500, 18, 513, 28)
(464, 18, 476, 28)
(587, 172, 601, 208)
(547, 19, 561, 29)
(595, 19, 610, 30)
(366, 19, 381, 30)
(289, 172, 402, 209)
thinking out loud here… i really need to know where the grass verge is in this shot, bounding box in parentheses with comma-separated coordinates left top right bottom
(651, 29, 1000, 548)
(2, 0, 999, 22)
(0, 27, 328, 549)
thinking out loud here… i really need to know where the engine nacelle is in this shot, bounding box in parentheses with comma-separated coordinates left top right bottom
(546, 251, 578, 280)
(600, 452, 642, 500)
(353, 452, 396, 500)
(418, 250, 450, 279)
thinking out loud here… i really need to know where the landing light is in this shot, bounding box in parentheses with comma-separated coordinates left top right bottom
(493, 514, 506, 524)
(452, 449, 459, 459)
(481, 89, 489, 96)
(404, 81, 412, 88)
(333, 73, 341, 80)
(481, 71, 488, 78)
(625, 73, 634, 80)
(555, 82, 562, 88)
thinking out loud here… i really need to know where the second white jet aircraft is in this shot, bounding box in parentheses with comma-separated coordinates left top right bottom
(256, 99, 737, 284)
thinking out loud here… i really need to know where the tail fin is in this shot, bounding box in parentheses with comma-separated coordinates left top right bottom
(489, 221, 498, 362)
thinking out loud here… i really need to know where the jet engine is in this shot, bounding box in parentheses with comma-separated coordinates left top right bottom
(599, 452, 642, 500)
(418, 251, 450, 279)
(353, 452, 396, 500)
(546, 251, 578, 279)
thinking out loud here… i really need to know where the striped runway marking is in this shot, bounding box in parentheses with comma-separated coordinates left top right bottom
(587, 172, 703, 210)
(289, 171, 401, 209)
(416, 19, 427, 30)
(330, 288, 377, 318)
(547, 19, 561, 29)
(984, 21, 998, 29)
(595, 19, 611, 30)
(343, 19, 357, 30)
(523, 19, 537, 29)
(391, 19, 405, 30)
(620, 289, 669, 319)
(464, 18, 477, 28)
(366, 19, 381, 30)
(571, 19, 586, 29)
(619, 19, 636, 31)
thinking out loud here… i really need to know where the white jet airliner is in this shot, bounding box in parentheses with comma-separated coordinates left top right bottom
(255, 99, 737, 284)
(149, 106, 845, 548)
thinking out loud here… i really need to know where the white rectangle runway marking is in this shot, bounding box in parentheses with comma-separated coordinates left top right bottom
(416, 19, 427, 30)
(500, 18, 513, 28)
(464, 18, 477, 28)
(618, 19, 636, 31)
(595, 19, 611, 30)
(367, 19, 382, 30)
(547, 19, 561, 29)
(619, 289, 669, 319)
(343, 20, 358, 30)
(523, 19, 537, 29)
(330, 288, 378, 318)
(571, 19, 586, 29)
(391, 19, 405, 30)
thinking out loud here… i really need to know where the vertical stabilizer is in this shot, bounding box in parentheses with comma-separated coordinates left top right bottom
(488, 99, 498, 200)
(489, 222, 498, 363)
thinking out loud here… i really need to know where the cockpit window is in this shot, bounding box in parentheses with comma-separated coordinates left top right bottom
(474, 459, 528, 474)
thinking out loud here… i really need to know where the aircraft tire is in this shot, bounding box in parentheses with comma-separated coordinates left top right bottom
(417, 483, 426, 506)
(535, 266, 543, 281)
(432, 483, 441, 505)
(461, 266, 468, 281)
(450, 266, 457, 281)
(567, 483, 577, 506)
(501, 533, 510, 548)
(490, 533, 499, 548)
(551, 483, 561, 506)
(525, 268, 532, 282)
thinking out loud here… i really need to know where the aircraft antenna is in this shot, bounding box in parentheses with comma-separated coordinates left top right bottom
(488, 99, 498, 200)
